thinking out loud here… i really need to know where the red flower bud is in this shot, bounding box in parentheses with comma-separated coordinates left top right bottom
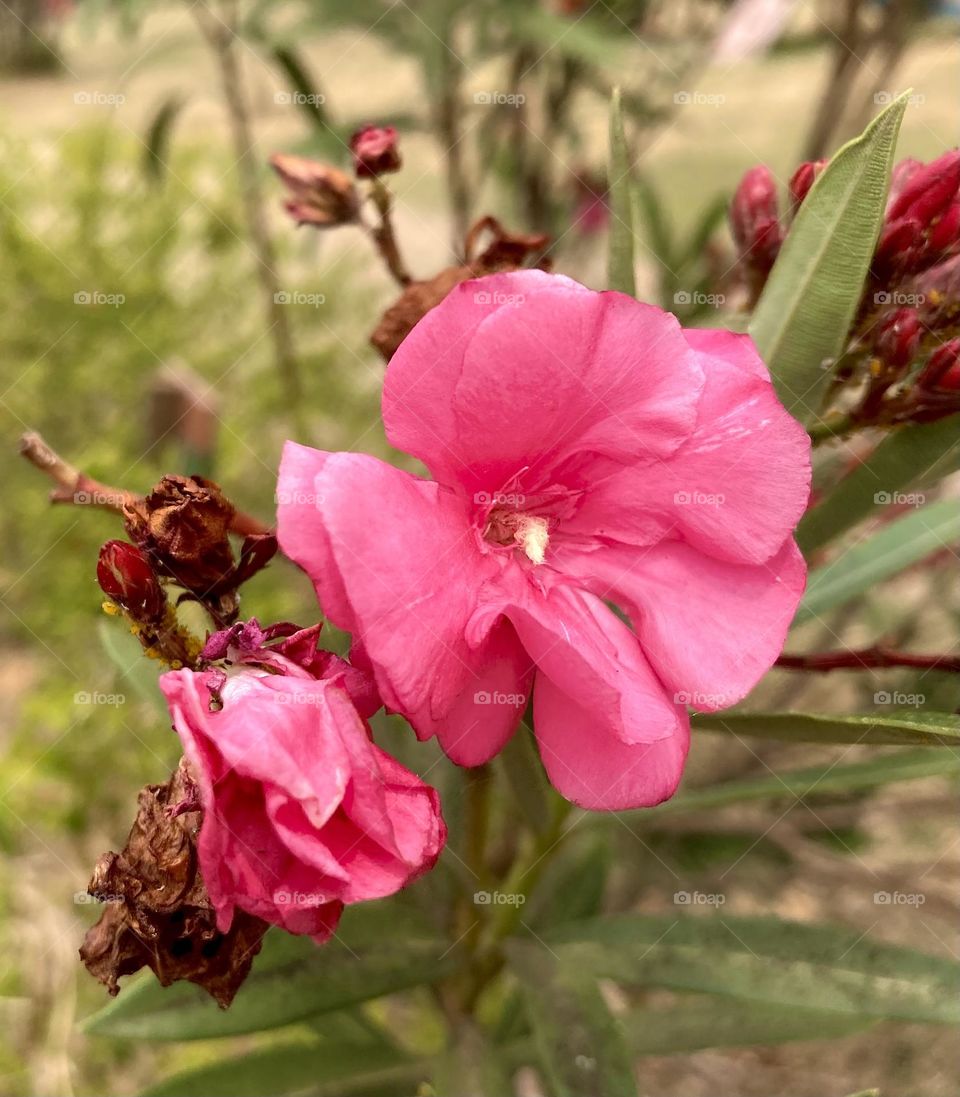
(788, 159, 826, 211)
(97, 540, 166, 622)
(928, 197, 960, 255)
(875, 307, 921, 369)
(918, 339, 960, 393)
(887, 150, 960, 225)
(350, 125, 401, 179)
(730, 165, 783, 277)
(269, 153, 360, 228)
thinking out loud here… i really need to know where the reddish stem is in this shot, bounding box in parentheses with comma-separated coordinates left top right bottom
(776, 645, 960, 674)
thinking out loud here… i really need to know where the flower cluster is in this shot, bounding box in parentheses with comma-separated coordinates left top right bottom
(731, 150, 960, 428)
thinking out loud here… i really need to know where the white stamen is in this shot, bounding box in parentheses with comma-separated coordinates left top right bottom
(516, 515, 549, 565)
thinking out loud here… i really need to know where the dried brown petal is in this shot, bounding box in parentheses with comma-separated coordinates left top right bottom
(79, 759, 267, 1008)
(123, 474, 237, 600)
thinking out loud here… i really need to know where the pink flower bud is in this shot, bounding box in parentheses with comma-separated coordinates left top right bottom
(350, 125, 401, 179)
(874, 307, 921, 369)
(730, 165, 783, 273)
(97, 540, 166, 622)
(788, 159, 826, 211)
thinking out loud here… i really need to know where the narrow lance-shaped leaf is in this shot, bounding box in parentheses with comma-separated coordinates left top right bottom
(540, 913, 960, 1024)
(796, 496, 960, 623)
(691, 710, 960, 747)
(607, 87, 636, 297)
(750, 93, 909, 423)
(797, 414, 960, 555)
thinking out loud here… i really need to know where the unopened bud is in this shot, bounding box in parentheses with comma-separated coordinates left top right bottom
(918, 339, 960, 393)
(269, 153, 359, 228)
(788, 159, 826, 211)
(875, 307, 921, 369)
(887, 150, 960, 225)
(730, 165, 783, 273)
(350, 125, 401, 179)
(97, 540, 165, 622)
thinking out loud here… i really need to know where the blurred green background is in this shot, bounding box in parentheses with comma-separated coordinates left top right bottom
(0, 2, 957, 1094)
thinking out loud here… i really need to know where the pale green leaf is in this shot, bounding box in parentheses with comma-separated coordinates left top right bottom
(607, 87, 636, 297)
(692, 710, 960, 747)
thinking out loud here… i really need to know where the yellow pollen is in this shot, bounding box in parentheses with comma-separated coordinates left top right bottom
(516, 515, 549, 565)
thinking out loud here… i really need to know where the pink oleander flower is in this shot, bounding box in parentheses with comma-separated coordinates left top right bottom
(159, 621, 446, 942)
(277, 271, 810, 810)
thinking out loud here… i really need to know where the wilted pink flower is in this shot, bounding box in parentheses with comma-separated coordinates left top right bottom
(269, 153, 360, 228)
(350, 125, 401, 179)
(278, 271, 809, 810)
(159, 623, 445, 942)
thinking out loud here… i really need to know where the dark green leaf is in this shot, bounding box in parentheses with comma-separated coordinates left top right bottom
(540, 914, 960, 1023)
(84, 904, 459, 1040)
(750, 94, 909, 423)
(796, 497, 960, 622)
(498, 725, 551, 835)
(508, 943, 637, 1097)
(651, 747, 960, 813)
(142, 95, 185, 183)
(797, 415, 960, 555)
(692, 710, 960, 747)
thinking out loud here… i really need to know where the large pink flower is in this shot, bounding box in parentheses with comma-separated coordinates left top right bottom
(159, 623, 446, 942)
(278, 271, 810, 810)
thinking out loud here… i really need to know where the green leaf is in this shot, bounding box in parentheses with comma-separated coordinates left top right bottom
(607, 87, 636, 297)
(270, 45, 333, 132)
(142, 95, 185, 183)
(497, 724, 552, 835)
(97, 618, 167, 719)
(508, 943, 637, 1097)
(539, 914, 960, 1024)
(796, 497, 960, 622)
(618, 996, 872, 1054)
(797, 414, 960, 555)
(650, 747, 960, 813)
(84, 904, 460, 1040)
(750, 93, 909, 423)
(693, 710, 960, 746)
(433, 1019, 511, 1097)
(143, 1039, 417, 1097)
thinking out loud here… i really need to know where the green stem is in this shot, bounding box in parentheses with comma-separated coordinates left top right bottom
(807, 412, 858, 445)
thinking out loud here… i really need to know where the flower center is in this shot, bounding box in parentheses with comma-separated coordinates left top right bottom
(483, 508, 550, 565)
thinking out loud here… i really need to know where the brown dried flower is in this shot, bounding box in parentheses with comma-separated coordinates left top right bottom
(79, 759, 268, 1007)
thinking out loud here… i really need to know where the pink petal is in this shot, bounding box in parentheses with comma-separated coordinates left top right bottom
(383, 270, 703, 499)
(504, 585, 689, 809)
(562, 330, 810, 565)
(564, 538, 806, 711)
